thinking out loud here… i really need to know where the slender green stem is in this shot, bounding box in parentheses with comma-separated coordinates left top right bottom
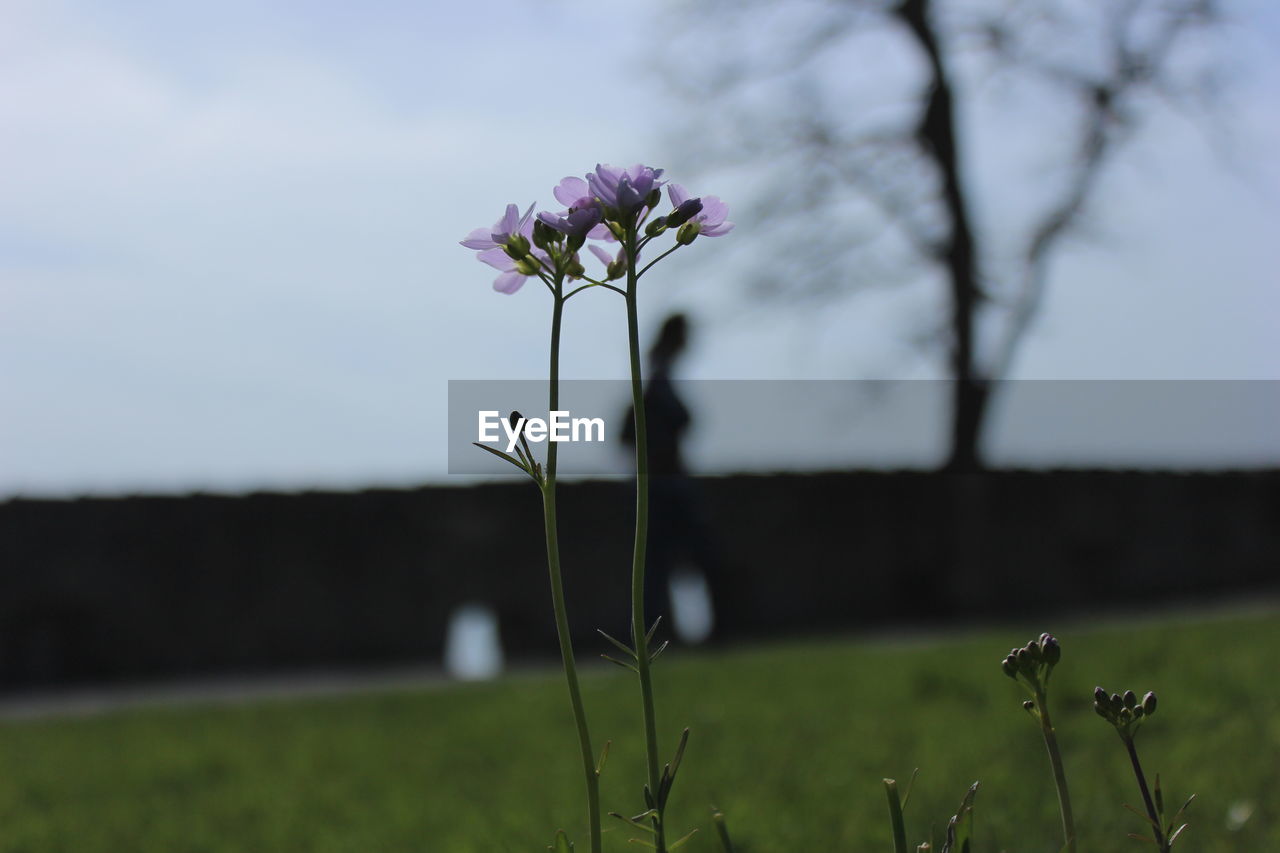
(540, 279, 602, 853)
(883, 779, 909, 853)
(636, 243, 682, 278)
(1034, 688, 1077, 853)
(1124, 736, 1166, 851)
(624, 228, 666, 853)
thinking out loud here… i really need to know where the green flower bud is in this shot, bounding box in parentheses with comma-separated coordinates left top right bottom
(566, 259, 585, 279)
(503, 233, 531, 261)
(606, 260, 626, 281)
(1119, 707, 1132, 724)
(607, 220, 626, 241)
(645, 187, 662, 209)
(676, 221, 701, 245)
(645, 216, 669, 237)
(513, 257, 540, 276)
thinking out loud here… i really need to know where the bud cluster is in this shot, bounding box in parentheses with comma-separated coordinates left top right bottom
(1000, 632, 1061, 692)
(1093, 686, 1157, 738)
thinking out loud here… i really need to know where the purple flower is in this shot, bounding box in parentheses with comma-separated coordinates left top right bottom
(587, 244, 626, 280)
(587, 163, 665, 215)
(460, 202, 536, 251)
(460, 202, 540, 293)
(536, 205, 603, 238)
(667, 184, 733, 237)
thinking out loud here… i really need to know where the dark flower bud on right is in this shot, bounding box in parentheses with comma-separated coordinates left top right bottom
(667, 198, 703, 228)
(1142, 692, 1157, 715)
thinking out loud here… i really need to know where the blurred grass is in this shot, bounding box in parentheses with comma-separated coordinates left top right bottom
(0, 607, 1276, 852)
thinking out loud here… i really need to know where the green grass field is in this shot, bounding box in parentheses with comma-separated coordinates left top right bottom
(1, 607, 1276, 852)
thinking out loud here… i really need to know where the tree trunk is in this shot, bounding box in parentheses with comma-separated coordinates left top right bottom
(897, 0, 989, 472)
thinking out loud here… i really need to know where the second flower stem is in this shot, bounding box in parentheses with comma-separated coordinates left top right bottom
(625, 231, 665, 853)
(542, 281, 602, 853)
(1123, 736, 1166, 851)
(1034, 687, 1077, 853)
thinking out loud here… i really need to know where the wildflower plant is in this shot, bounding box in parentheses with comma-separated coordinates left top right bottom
(1094, 687, 1194, 852)
(1001, 632, 1076, 853)
(460, 163, 731, 853)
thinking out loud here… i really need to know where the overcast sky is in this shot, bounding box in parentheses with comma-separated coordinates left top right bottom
(2, 0, 1278, 498)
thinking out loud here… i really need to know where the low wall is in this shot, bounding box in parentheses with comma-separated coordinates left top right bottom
(0, 471, 1275, 687)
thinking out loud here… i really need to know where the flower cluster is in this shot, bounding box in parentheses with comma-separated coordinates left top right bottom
(1093, 686, 1157, 739)
(1001, 632, 1061, 694)
(460, 164, 732, 293)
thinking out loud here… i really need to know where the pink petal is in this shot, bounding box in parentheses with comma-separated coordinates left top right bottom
(554, 177, 589, 207)
(667, 183, 689, 207)
(479, 247, 514, 271)
(460, 227, 497, 250)
(588, 245, 614, 266)
(493, 270, 526, 294)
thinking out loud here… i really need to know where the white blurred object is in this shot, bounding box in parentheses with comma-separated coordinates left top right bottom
(444, 603, 504, 680)
(670, 570, 714, 645)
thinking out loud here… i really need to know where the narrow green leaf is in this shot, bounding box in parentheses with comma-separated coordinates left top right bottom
(471, 441, 528, 472)
(597, 628, 637, 659)
(711, 807, 736, 853)
(1154, 774, 1165, 819)
(649, 639, 670, 663)
(600, 654, 639, 673)
(941, 782, 979, 853)
(627, 838, 657, 849)
(901, 767, 921, 810)
(1126, 833, 1156, 844)
(596, 739, 611, 776)
(669, 728, 690, 779)
(1172, 794, 1195, 821)
(645, 616, 663, 644)
(884, 778, 909, 853)
(669, 828, 699, 850)
(1122, 802, 1161, 830)
(1168, 823, 1189, 846)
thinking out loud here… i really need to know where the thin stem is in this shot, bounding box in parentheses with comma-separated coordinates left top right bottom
(1035, 687, 1077, 853)
(1124, 736, 1166, 851)
(637, 244, 682, 278)
(565, 281, 626, 300)
(625, 228, 666, 853)
(541, 279, 602, 853)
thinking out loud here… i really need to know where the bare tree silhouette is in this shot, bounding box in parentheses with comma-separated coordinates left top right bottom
(663, 0, 1223, 470)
